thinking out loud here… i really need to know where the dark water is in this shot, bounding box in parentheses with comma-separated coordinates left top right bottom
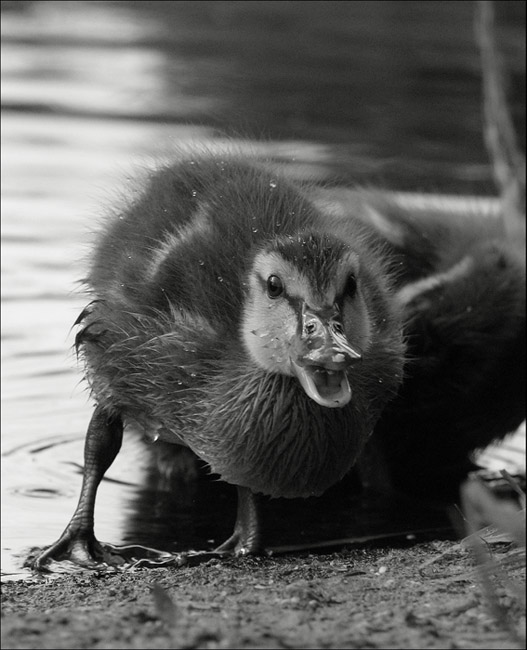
(1, 0, 525, 580)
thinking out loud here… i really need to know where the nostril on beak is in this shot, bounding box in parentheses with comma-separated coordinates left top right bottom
(303, 318, 328, 351)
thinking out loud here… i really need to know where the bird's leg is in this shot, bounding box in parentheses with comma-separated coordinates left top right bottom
(215, 485, 262, 555)
(31, 406, 123, 570)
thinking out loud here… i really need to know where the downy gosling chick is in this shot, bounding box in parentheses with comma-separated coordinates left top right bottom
(32, 154, 405, 569)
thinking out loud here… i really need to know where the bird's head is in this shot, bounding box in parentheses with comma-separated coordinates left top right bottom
(242, 232, 372, 408)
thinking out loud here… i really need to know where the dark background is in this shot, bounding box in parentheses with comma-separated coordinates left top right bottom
(2, 0, 525, 192)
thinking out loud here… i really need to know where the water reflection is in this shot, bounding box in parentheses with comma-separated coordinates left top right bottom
(3, 1, 525, 190)
(1, 0, 524, 580)
(126, 456, 452, 555)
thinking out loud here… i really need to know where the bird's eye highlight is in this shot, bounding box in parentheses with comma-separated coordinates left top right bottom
(267, 275, 284, 298)
(346, 274, 357, 298)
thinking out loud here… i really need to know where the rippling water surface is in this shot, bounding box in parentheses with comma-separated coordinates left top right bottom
(2, 0, 525, 580)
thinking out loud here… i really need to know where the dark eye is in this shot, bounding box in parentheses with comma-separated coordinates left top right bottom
(267, 275, 284, 298)
(345, 274, 357, 298)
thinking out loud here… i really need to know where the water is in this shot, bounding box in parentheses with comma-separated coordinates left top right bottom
(1, 0, 525, 580)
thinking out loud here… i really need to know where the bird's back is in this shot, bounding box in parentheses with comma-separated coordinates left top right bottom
(88, 156, 326, 327)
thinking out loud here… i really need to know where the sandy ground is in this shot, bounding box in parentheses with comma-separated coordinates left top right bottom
(2, 538, 525, 650)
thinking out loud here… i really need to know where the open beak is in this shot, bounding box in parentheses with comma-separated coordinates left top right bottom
(290, 305, 362, 408)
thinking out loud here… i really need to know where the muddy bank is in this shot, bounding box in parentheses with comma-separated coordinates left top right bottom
(2, 540, 525, 650)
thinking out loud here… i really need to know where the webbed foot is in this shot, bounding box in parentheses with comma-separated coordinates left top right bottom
(29, 536, 183, 573)
(30, 529, 107, 571)
(214, 485, 263, 555)
(29, 406, 123, 573)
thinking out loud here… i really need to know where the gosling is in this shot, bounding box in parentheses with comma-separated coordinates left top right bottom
(32, 154, 405, 569)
